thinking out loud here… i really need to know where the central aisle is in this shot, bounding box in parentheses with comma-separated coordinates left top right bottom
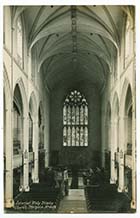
(58, 188, 87, 213)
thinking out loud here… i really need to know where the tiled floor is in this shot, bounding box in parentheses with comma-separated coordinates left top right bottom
(58, 178, 87, 213)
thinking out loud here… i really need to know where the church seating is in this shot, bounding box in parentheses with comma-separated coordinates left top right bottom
(13, 183, 61, 213)
(85, 184, 131, 213)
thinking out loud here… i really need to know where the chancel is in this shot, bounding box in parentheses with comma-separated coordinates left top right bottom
(3, 5, 136, 213)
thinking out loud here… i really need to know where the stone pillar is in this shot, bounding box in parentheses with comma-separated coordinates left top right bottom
(131, 101, 136, 209)
(45, 151, 49, 168)
(22, 116, 30, 191)
(118, 149, 124, 192)
(118, 116, 125, 192)
(44, 122, 50, 168)
(110, 121, 116, 184)
(4, 107, 14, 208)
(32, 118, 39, 183)
(27, 50, 32, 80)
(101, 112, 106, 168)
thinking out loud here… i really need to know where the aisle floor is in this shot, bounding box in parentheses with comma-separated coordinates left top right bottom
(58, 188, 87, 213)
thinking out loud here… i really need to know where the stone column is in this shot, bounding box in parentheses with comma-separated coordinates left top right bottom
(27, 50, 32, 80)
(23, 115, 30, 191)
(45, 151, 49, 168)
(131, 100, 136, 209)
(110, 121, 116, 184)
(4, 107, 14, 208)
(32, 118, 39, 183)
(101, 112, 106, 168)
(44, 121, 50, 168)
(118, 116, 125, 192)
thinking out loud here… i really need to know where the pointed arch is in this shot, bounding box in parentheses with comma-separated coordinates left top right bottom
(120, 78, 132, 116)
(112, 92, 119, 120)
(13, 78, 28, 117)
(3, 65, 11, 155)
(125, 85, 132, 116)
(106, 101, 111, 122)
(3, 64, 11, 109)
(124, 84, 132, 154)
(29, 91, 37, 120)
(13, 82, 25, 155)
(38, 101, 44, 126)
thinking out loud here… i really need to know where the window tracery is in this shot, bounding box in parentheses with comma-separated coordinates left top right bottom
(63, 90, 88, 147)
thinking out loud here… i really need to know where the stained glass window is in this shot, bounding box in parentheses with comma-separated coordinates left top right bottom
(63, 90, 88, 147)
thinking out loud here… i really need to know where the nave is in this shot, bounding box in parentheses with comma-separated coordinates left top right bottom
(3, 5, 136, 213)
(6, 167, 132, 213)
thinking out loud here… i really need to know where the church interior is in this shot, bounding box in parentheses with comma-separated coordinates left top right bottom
(3, 5, 136, 213)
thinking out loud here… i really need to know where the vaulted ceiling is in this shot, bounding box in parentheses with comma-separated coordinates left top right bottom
(13, 5, 133, 92)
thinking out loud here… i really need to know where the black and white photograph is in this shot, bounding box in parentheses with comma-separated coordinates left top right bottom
(1, 0, 139, 216)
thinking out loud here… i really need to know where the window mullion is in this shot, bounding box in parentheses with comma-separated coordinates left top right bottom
(63, 91, 88, 147)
